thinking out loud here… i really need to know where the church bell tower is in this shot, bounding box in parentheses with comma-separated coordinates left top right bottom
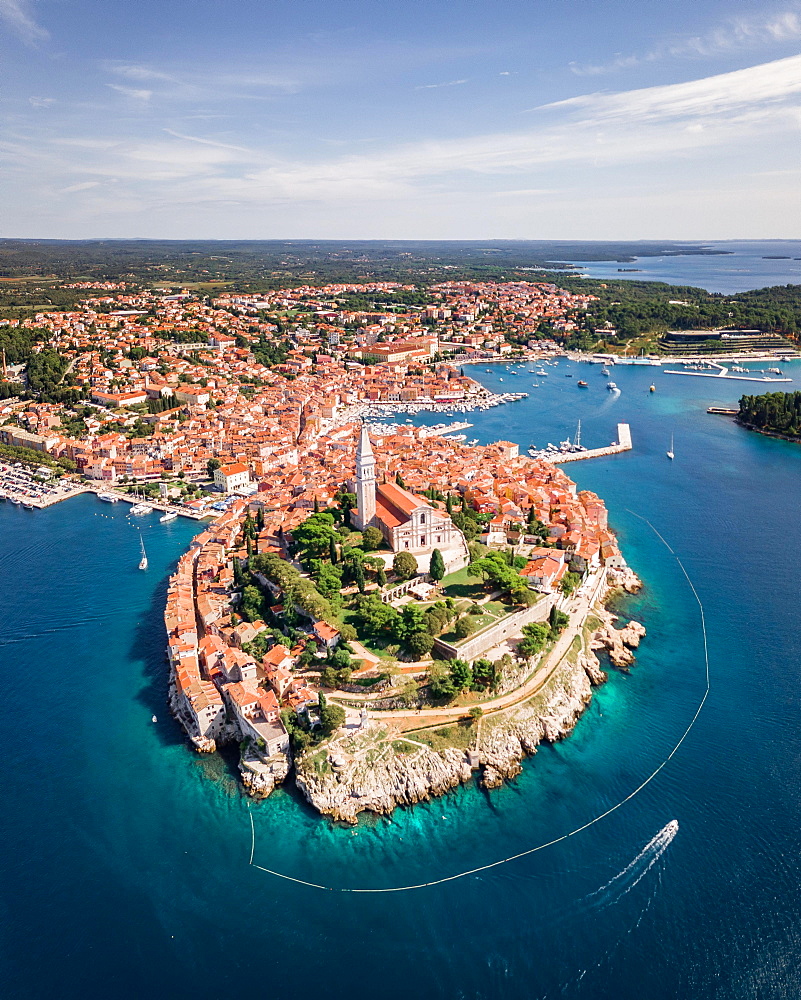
(354, 424, 376, 531)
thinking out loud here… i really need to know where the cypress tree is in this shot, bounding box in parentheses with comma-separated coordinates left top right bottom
(429, 548, 446, 582)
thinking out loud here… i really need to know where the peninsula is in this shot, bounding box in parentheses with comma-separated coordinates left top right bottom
(0, 272, 647, 818)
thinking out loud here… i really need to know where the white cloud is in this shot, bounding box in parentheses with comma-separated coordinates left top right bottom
(60, 181, 101, 194)
(545, 55, 801, 123)
(107, 84, 152, 102)
(104, 62, 178, 83)
(162, 128, 252, 153)
(415, 79, 468, 90)
(571, 3, 801, 74)
(28, 96, 54, 108)
(0, 0, 48, 44)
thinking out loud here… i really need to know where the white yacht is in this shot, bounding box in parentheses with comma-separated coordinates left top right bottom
(130, 503, 153, 516)
(138, 533, 148, 570)
(160, 510, 178, 523)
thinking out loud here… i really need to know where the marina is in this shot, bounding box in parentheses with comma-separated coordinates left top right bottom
(663, 361, 792, 382)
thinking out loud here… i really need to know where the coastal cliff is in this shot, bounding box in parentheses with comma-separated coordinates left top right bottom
(294, 616, 644, 822)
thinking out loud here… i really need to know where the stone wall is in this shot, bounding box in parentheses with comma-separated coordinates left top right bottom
(433, 594, 556, 661)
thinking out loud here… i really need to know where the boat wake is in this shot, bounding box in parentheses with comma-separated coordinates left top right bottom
(586, 820, 678, 909)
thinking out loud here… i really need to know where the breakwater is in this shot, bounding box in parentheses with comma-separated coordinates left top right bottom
(548, 423, 632, 464)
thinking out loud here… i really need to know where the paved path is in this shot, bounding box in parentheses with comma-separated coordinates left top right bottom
(329, 574, 603, 723)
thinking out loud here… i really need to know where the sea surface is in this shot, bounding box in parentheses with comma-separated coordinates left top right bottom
(5, 369, 801, 997)
(554, 239, 801, 293)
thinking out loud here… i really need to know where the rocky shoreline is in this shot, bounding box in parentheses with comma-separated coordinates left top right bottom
(293, 597, 646, 823)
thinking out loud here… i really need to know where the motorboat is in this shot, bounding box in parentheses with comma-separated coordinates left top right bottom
(607, 382, 619, 391)
(577, 380, 588, 387)
(130, 503, 153, 516)
(160, 510, 178, 523)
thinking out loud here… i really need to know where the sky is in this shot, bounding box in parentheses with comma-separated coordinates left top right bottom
(1, 0, 800, 239)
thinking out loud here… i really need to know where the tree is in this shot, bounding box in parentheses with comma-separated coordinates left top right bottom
(407, 631, 435, 659)
(361, 526, 384, 551)
(449, 658, 473, 691)
(240, 585, 265, 622)
(429, 660, 456, 700)
(469, 706, 484, 719)
(393, 551, 418, 580)
(453, 617, 476, 639)
(318, 693, 346, 737)
(329, 536, 338, 564)
(549, 606, 570, 636)
(471, 658, 499, 691)
(560, 571, 581, 596)
(292, 511, 337, 561)
(206, 457, 221, 478)
(312, 561, 343, 598)
(376, 566, 387, 588)
(429, 548, 446, 582)
(518, 622, 549, 658)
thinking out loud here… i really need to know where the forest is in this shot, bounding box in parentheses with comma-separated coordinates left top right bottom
(738, 391, 801, 438)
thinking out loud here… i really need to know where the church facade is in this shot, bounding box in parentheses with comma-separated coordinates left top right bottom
(352, 425, 469, 574)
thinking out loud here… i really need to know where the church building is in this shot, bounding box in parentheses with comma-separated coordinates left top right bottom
(352, 425, 469, 574)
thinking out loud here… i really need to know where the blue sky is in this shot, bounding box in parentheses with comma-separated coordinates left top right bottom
(1, 0, 800, 239)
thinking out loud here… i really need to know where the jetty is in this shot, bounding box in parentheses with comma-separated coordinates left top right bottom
(707, 407, 738, 415)
(548, 423, 632, 464)
(664, 362, 791, 383)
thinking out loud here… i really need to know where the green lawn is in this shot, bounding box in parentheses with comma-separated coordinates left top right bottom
(439, 600, 514, 645)
(440, 566, 488, 601)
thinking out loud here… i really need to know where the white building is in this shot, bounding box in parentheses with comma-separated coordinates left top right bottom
(214, 462, 250, 493)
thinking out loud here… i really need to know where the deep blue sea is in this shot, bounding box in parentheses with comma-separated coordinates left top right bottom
(5, 363, 801, 996)
(554, 239, 801, 293)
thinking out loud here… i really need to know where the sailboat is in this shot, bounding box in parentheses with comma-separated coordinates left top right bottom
(666, 434, 674, 461)
(138, 532, 148, 570)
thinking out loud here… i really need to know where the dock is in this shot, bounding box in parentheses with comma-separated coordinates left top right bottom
(707, 407, 738, 415)
(549, 423, 632, 464)
(664, 362, 792, 383)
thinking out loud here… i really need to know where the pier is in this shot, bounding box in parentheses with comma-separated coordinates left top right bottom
(664, 362, 792, 383)
(549, 423, 632, 464)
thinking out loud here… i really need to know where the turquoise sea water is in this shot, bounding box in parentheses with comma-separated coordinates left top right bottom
(4, 358, 801, 998)
(555, 239, 801, 293)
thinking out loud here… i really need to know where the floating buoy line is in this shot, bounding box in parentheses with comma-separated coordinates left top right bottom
(248, 512, 710, 893)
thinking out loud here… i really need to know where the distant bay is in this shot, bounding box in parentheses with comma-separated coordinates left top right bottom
(551, 239, 801, 293)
